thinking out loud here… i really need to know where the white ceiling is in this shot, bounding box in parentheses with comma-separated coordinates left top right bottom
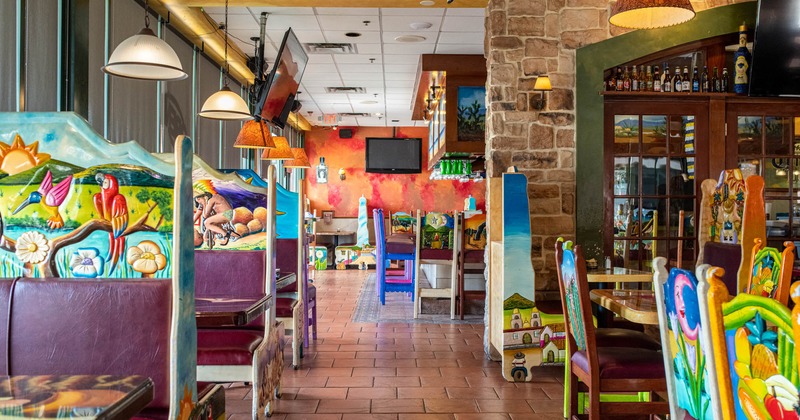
(205, 6, 486, 127)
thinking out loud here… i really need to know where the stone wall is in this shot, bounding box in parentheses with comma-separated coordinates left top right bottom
(484, 0, 755, 296)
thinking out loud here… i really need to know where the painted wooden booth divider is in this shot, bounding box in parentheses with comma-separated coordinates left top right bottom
(0, 112, 223, 419)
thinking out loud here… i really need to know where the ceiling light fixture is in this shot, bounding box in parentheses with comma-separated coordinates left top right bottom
(394, 35, 427, 43)
(198, 0, 253, 120)
(102, 0, 187, 81)
(233, 119, 276, 149)
(345, 32, 362, 38)
(420, 0, 435, 5)
(284, 148, 312, 169)
(409, 22, 433, 30)
(361, 100, 379, 105)
(609, 0, 696, 29)
(261, 136, 293, 160)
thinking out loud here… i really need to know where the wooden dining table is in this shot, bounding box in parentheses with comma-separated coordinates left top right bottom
(589, 289, 659, 325)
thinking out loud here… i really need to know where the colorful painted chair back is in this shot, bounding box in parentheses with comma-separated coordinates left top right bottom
(556, 240, 592, 353)
(653, 257, 716, 420)
(463, 213, 487, 250)
(390, 211, 415, 234)
(746, 238, 795, 305)
(710, 169, 746, 244)
(421, 212, 454, 249)
(699, 266, 800, 420)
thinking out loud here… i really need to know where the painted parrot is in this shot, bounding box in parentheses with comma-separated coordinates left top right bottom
(13, 170, 73, 229)
(93, 173, 128, 273)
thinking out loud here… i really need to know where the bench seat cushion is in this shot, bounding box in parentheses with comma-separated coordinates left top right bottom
(386, 235, 415, 254)
(276, 297, 299, 318)
(571, 347, 665, 379)
(595, 328, 661, 350)
(420, 248, 452, 260)
(197, 329, 263, 366)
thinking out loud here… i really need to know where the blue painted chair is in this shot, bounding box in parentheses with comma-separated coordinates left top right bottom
(373, 209, 416, 305)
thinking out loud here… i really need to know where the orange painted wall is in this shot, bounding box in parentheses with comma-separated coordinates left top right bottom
(304, 126, 486, 217)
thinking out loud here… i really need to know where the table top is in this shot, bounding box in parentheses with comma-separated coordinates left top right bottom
(586, 267, 652, 283)
(0, 375, 153, 419)
(590, 289, 659, 325)
(315, 231, 355, 236)
(196, 295, 270, 327)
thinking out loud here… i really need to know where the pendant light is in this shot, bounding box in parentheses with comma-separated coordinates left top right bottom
(261, 137, 293, 160)
(102, 0, 187, 81)
(234, 119, 276, 149)
(609, 0, 695, 29)
(198, 0, 253, 120)
(284, 148, 312, 168)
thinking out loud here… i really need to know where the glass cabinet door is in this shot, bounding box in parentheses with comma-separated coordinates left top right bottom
(605, 101, 707, 271)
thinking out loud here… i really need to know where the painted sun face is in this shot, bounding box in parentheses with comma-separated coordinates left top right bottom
(673, 273, 700, 341)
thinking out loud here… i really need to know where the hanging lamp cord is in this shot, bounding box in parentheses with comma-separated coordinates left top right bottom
(223, 0, 230, 87)
(144, 0, 150, 28)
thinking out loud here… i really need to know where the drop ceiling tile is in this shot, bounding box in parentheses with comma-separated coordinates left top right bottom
(342, 72, 385, 81)
(355, 117, 387, 127)
(380, 16, 442, 32)
(332, 103, 355, 112)
(385, 87, 416, 94)
(248, 7, 315, 15)
(300, 85, 329, 94)
(382, 31, 436, 44)
(303, 63, 339, 74)
(322, 31, 381, 44)
(434, 43, 484, 54)
(441, 16, 485, 32)
(347, 94, 383, 102)
(383, 54, 420, 64)
(336, 63, 384, 74)
(317, 15, 381, 32)
(301, 72, 343, 82)
(333, 54, 382, 64)
(353, 43, 383, 54)
(383, 43, 436, 55)
(312, 94, 351, 103)
(384, 73, 416, 81)
(387, 99, 412, 105)
(203, 7, 251, 15)
(307, 54, 335, 64)
(385, 80, 416, 89)
(257, 15, 321, 31)
(268, 30, 326, 44)
(315, 8, 380, 15)
(445, 8, 486, 16)
(208, 13, 258, 30)
(381, 8, 446, 16)
(437, 31, 484, 44)
(386, 94, 413, 100)
(299, 78, 341, 87)
(383, 64, 418, 73)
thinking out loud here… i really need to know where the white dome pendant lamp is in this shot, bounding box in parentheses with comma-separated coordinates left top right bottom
(198, 0, 253, 120)
(102, 0, 187, 81)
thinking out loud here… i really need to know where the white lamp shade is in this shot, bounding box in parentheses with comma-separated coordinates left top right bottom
(102, 28, 187, 81)
(198, 86, 253, 120)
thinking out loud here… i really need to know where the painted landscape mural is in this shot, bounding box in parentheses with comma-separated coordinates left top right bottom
(0, 114, 179, 279)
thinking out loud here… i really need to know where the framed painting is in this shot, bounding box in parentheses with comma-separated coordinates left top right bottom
(456, 86, 486, 142)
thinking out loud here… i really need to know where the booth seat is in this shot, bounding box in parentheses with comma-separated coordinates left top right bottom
(277, 238, 317, 346)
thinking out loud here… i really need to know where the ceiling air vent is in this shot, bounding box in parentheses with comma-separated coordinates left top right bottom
(303, 43, 357, 54)
(325, 87, 367, 94)
(339, 112, 372, 118)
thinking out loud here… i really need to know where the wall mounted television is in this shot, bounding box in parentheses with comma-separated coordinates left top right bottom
(365, 138, 422, 174)
(749, 0, 800, 96)
(256, 28, 309, 128)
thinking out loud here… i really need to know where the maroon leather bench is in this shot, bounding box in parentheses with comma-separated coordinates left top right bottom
(276, 238, 317, 347)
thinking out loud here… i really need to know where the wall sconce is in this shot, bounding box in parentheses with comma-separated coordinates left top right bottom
(338, 168, 346, 180)
(532, 75, 552, 110)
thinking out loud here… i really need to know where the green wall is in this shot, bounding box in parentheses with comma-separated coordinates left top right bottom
(575, 2, 758, 260)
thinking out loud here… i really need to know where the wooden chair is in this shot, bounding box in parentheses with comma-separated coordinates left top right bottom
(557, 241, 668, 419)
(413, 210, 458, 319)
(374, 209, 416, 305)
(699, 266, 800, 419)
(745, 238, 795, 305)
(456, 212, 487, 319)
(652, 257, 718, 419)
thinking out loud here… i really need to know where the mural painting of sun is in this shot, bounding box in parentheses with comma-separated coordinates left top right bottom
(0, 134, 51, 175)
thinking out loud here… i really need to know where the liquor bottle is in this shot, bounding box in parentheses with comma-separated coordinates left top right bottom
(691, 66, 700, 92)
(607, 70, 617, 91)
(711, 67, 720, 92)
(645, 66, 654, 91)
(631, 65, 639, 91)
(663, 64, 672, 92)
(623, 66, 631, 91)
(616, 67, 624, 91)
(734, 23, 752, 94)
(722, 67, 730, 92)
(653, 65, 662, 92)
(682, 67, 691, 92)
(701, 66, 709, 92)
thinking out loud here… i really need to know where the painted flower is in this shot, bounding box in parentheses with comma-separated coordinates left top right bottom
(15, 231, 49, 264)
(69, 247, 104, 278)
(126, 240, 167, 277)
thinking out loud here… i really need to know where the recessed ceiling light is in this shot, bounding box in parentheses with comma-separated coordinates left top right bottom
(361, 100, 379, 105)
(409, 22, 433, 30)
(419, 0, 435, 5)
(375, 112, 383, 116)
(345, 32, 362, 38)
(394, 35, 427, 43)
(392, 119, 400, 123)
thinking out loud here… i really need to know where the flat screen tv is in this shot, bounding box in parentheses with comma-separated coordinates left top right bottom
(256, 28, 308, 128)
(365, 138, 422, 174)
(749, 0, 800, 96)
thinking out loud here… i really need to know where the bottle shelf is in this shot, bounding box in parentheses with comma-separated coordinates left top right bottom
(601, 91, 738, 98)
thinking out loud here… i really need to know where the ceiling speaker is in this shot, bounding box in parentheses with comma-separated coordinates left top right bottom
(339, 128, 354, 139)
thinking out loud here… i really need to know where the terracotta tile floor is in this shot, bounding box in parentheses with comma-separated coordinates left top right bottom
(224, 269, 565, 419)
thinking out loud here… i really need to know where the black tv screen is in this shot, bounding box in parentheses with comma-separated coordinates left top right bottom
(257, 28, 308, 128)
(749, 0, 800, 96)
(366, 138, 422, 174)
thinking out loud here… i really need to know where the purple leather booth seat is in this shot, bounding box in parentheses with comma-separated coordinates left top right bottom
(386, 235, 415, 254)
(275, 296, 298, 318)
(276, 239, 298, 293)
(8, 279, 172, 411)
(0, 279, 15, 374)
(197, 330, 263, 366)
(571, 347, 665, 379)
(195, 250, 266, 297)
(702, 242, 741, 295)
(420, 249, 452, 260)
